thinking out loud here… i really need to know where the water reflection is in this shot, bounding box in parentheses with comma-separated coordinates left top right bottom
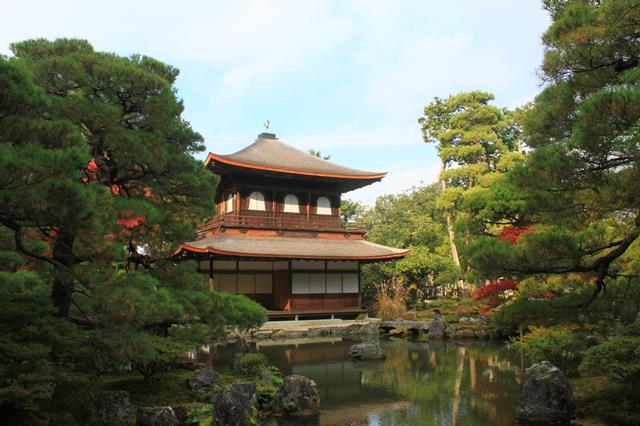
(210, 338, 523, 426)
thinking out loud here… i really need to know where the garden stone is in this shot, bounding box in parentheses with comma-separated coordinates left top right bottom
(428, 311, 447, 339)
(252, 330, 272, 339)
(172, 403, 205, 426)
(455, 328, 476, 339)
(137, 406, 179, 426)
(360, 322, 380, 340)
(258, 368, 274, 384)
(212, 380, 258, 426)
(187, 368, 220, 392)
(518, 361, 575, 424)
(445, 326, 457, 338)
(91, 391, 136, 426)
(349, 341, 385, 360)
(232, 338, 251, 355)
(272, 375, 320, 417)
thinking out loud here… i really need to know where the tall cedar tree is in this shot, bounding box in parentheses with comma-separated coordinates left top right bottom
(469, 0, 640, 305)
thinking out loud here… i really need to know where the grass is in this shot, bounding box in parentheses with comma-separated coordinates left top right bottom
(375, 279, 409, 320)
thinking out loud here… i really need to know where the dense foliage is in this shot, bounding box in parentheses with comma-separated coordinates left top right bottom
(0, 39, 266, 420)
(510, 325, 582, 375)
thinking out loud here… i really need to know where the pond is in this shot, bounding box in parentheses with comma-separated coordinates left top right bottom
(210, 338, 525, 426)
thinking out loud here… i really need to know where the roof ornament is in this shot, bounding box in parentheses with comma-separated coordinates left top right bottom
(263, 120, 270, 130)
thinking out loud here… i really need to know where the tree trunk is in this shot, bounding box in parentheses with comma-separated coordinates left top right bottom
(439, 160, 464, 294)
(51, 229, 76, 318)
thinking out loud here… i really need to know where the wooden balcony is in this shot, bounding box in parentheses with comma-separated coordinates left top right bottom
(198, 213, 366, 236)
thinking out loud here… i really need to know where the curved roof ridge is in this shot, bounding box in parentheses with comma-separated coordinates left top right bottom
(205, 134, 386, 179)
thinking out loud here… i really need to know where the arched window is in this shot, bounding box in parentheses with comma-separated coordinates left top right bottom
(316, 196, 332, 215)
(248, 191, 266, 211)
(225, 193, 234, 213)
(283, 194, 300, 213)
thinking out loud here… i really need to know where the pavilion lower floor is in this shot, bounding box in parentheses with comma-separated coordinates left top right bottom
(197, 259, 364, 318)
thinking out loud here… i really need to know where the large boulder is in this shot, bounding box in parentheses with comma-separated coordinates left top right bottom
(272, 375, 320, 417)
(518, 361, 576, 424)
(187, 368, 220, 393)
(212, 380, 259, 426)
(428, 311, 447, 339)
(137, 406, 179, 426)
(360, 322, 380, 340)
(91, 391, 136, 426)
(349, 341, 385, 360)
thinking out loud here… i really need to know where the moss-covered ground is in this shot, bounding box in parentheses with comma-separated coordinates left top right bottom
(42, 361, 272, 426)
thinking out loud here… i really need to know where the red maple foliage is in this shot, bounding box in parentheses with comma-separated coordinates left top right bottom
(472, 278, 520, 301)
(498, 225, 533, 244)
(117, 212, 145, 229)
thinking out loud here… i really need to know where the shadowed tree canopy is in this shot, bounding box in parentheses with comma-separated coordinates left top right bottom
(0, 39, 267, 416)
(0, 38, 217, 316)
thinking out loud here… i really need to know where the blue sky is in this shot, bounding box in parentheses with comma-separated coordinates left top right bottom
(3, 1, 550, 205)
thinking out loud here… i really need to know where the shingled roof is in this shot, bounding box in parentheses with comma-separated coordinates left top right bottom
(175, 233, 409, 261)
(205, 133, 386, 180)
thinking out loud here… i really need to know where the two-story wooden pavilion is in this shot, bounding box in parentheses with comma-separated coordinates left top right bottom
(175, 132, 409, 319)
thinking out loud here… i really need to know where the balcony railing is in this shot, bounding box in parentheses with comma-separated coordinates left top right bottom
(198, 213, 366, 235)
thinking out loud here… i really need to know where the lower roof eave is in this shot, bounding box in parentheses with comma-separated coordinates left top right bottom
(174, 244, 410, 262)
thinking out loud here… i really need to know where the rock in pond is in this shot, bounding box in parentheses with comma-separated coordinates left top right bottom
(272, 375, 320, 418)
(137, 406, 179, 426)
(518, 361, 575, 424)
(91, 391, 136, 426)
(212, 380, 259, 426)
(187, 368, 220, 392)
(349, 341, 385, 360)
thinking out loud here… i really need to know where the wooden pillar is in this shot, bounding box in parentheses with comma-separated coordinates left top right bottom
(208, 258, 214, 291)
(307, 192, 311, 225)
(234, 185, 240, 214)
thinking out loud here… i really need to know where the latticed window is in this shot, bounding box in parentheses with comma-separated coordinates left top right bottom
(283, 194, 300, 213)
(248, 191, 266, 211)
(316, 196, 332, 215)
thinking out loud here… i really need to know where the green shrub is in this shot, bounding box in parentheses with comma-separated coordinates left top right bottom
(255, 366, 283, 411)
(187, 404, 212, 425)
(510, 325, 582, 375)
(622, 315, 640, 337)
(232, 353, 269, 376)
(580, 336, 640, 386)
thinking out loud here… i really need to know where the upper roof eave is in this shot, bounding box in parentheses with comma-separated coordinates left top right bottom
(204, 153, 387, 181)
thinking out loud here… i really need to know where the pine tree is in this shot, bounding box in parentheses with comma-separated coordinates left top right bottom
(419, 91, 522, 291)
(470, 0, 640, 305)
